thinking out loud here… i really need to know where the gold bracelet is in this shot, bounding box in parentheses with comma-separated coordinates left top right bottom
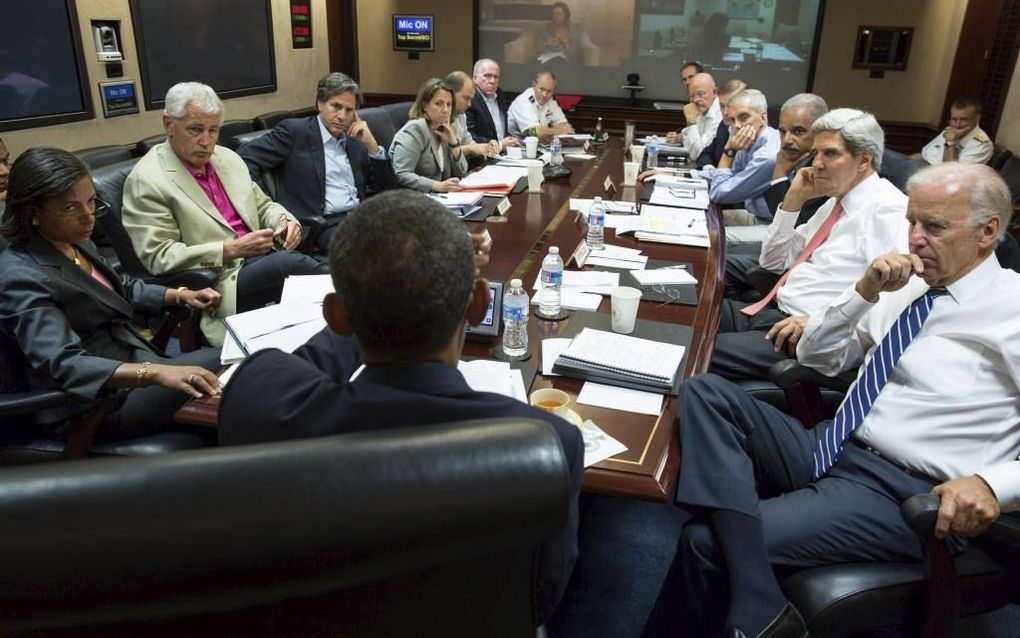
(175, 286, 188, 306)
(136, 361, 152, 386)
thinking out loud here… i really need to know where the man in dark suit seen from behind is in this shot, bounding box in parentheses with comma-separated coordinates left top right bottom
(466, 58, 519, 149)
(238, 72, 396, 253)
(218, 190, 583, 625)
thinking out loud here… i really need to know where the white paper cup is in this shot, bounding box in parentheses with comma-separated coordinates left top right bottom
(527, 160, 544, 193)
(630, 144, 645, 167)
(525, 136, 539, 159)
(623, 161, 640, 186)
(529, 388, 570, 417)
(611, 286, 642, 334)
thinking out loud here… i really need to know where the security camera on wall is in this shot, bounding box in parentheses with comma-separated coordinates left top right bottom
(93, 24, 122, 62)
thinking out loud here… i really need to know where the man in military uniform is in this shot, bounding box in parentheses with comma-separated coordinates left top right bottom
(920, 96, 993, 165)
(507, 71, 575, 142)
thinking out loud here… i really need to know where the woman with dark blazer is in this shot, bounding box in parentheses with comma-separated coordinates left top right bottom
(389, 78, 467, 193)
(0, 147, 223, 442)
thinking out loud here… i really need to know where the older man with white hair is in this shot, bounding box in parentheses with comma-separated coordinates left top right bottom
(709, 108, 910, 382)
(123, 82, 326, 345)
(656, 162, 1020, 638)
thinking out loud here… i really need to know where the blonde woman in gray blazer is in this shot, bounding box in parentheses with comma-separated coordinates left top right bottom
(389, 78, 468, 193)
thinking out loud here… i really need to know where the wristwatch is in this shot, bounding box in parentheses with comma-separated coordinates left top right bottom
(724, 149, 737, 158)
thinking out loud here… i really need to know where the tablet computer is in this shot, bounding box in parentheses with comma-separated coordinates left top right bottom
(465, 281, 503, 340)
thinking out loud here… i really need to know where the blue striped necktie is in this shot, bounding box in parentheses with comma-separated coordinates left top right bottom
(812, 287, 949, 479)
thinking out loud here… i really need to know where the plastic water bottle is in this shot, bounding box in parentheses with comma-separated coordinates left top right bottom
(502, 278, 529, 357)
(550, 135, 564, 166)
(646, 135, 660, 169)
(587, 197, 606, 250)
(539, 247, 564, 317)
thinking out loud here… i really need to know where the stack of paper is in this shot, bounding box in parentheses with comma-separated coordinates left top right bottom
(648, 184, 710, 210)
(585, 244, 649, 269)
(279, 274, 334, 306)
(553, 327, 686, 393)
(221, 303, 326, 364)
(457, 359, 527, 403)
(614, 205, 709, 246)
(460, 165, 528, 194)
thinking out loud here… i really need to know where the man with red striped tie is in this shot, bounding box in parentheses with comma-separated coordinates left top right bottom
(709, 108, 909, 383)
(648, 163, 1019, 638)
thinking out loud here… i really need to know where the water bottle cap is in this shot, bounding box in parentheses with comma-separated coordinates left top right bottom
(510, 278, 522, 287)
(549, 246, 559, 254)
(593, 196, 603, 202)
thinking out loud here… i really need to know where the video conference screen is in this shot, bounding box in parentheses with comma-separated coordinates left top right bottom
(0, 0, 91, 130)
(130, 0, 277, 109)
(477, 0, 824, 104)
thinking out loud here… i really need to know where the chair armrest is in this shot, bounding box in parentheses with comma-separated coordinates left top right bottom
(769, 359, 855, 394)
(0, 389, 87, 418)
(902, 493, 1020, 546)
(145, 268, 218, 291)
(298, 215, 327, 253)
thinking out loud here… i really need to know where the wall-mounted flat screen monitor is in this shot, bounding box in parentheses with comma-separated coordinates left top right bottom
(476, 0, 826, 104)
(0, 0, 94, 132)
(130, 0, 277, 110)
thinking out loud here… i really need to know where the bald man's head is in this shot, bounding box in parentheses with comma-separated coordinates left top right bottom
(688, 73, 717, 116)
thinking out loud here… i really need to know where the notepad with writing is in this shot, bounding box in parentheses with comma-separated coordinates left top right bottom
(553, 328, 686, 393)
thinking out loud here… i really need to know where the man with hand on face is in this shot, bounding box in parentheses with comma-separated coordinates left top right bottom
(921, 96, 993, 166)
(694, 78, 746, 169)
(702, 89, 781, 238)
(665, 72, 721, 161)
(465, 58, 519, 149)
(239, 72, 396, 253)
(445, 70, 502, 168)
(707, 108, 909, 383)
(218, 190, 582, 626)
(724, 93, 829, 297)
(507, 71, 575, 142)
(655, 162, 1020, 638)
(123, 82, 325, 346)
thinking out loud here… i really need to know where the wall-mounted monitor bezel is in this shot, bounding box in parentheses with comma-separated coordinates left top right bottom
(0, 0, 95, 132)
(393, 14, 435, 52)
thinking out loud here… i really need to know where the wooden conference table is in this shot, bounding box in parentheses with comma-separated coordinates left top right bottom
(177, 139, 725, 503)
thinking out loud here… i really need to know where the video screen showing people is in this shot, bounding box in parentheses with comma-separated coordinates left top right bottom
(477, 0, 823, 104)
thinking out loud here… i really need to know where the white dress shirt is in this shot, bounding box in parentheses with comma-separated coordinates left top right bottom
(921, 126, 993, 165)
(760, 172, 909, 316)
(482, 92, 506, 140)
(507, 88, 568, 138)
(798, 254, 1020, 511)
(681, 96, 722, 161)
(317, 117, 385, 215)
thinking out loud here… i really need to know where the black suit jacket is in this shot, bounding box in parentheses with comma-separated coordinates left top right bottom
(465, 88, 509, 143)
(218, 329, 583, 624)
(763, 153, 825, 225)
(695, 121, 729, 169)
(238, 116, 396, 220)
(0, 237, 164, 421)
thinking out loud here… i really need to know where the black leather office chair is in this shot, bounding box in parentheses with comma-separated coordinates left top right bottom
(72, 144, 135, 170)
(766, 359, 1020, 637)
(134, 134, 167, 157)
(1000, 155, 1020, 206)
(254, 109, 291, 130)
(0, 418, 571, 637)
(987, 144, 1013, 172)
(91, 159, 217, 351)
(358, 105, 398, 152)
(880, 148, 929, 194)
(218, 118, 256, 150)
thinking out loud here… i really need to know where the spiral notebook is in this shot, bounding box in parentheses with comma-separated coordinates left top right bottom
(553, 328, 685, 393)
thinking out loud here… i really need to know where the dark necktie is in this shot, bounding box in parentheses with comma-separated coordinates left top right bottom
(812, 286, 949, 478)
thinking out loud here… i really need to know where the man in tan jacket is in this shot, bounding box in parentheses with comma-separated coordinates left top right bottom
(123, 82, 325, 345)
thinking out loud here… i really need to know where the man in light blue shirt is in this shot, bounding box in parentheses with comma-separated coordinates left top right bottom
(240, 72, 396, 252)
(701, 89, 781, 243)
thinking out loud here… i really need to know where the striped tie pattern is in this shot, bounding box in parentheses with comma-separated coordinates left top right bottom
(812, 287, 949, 479)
